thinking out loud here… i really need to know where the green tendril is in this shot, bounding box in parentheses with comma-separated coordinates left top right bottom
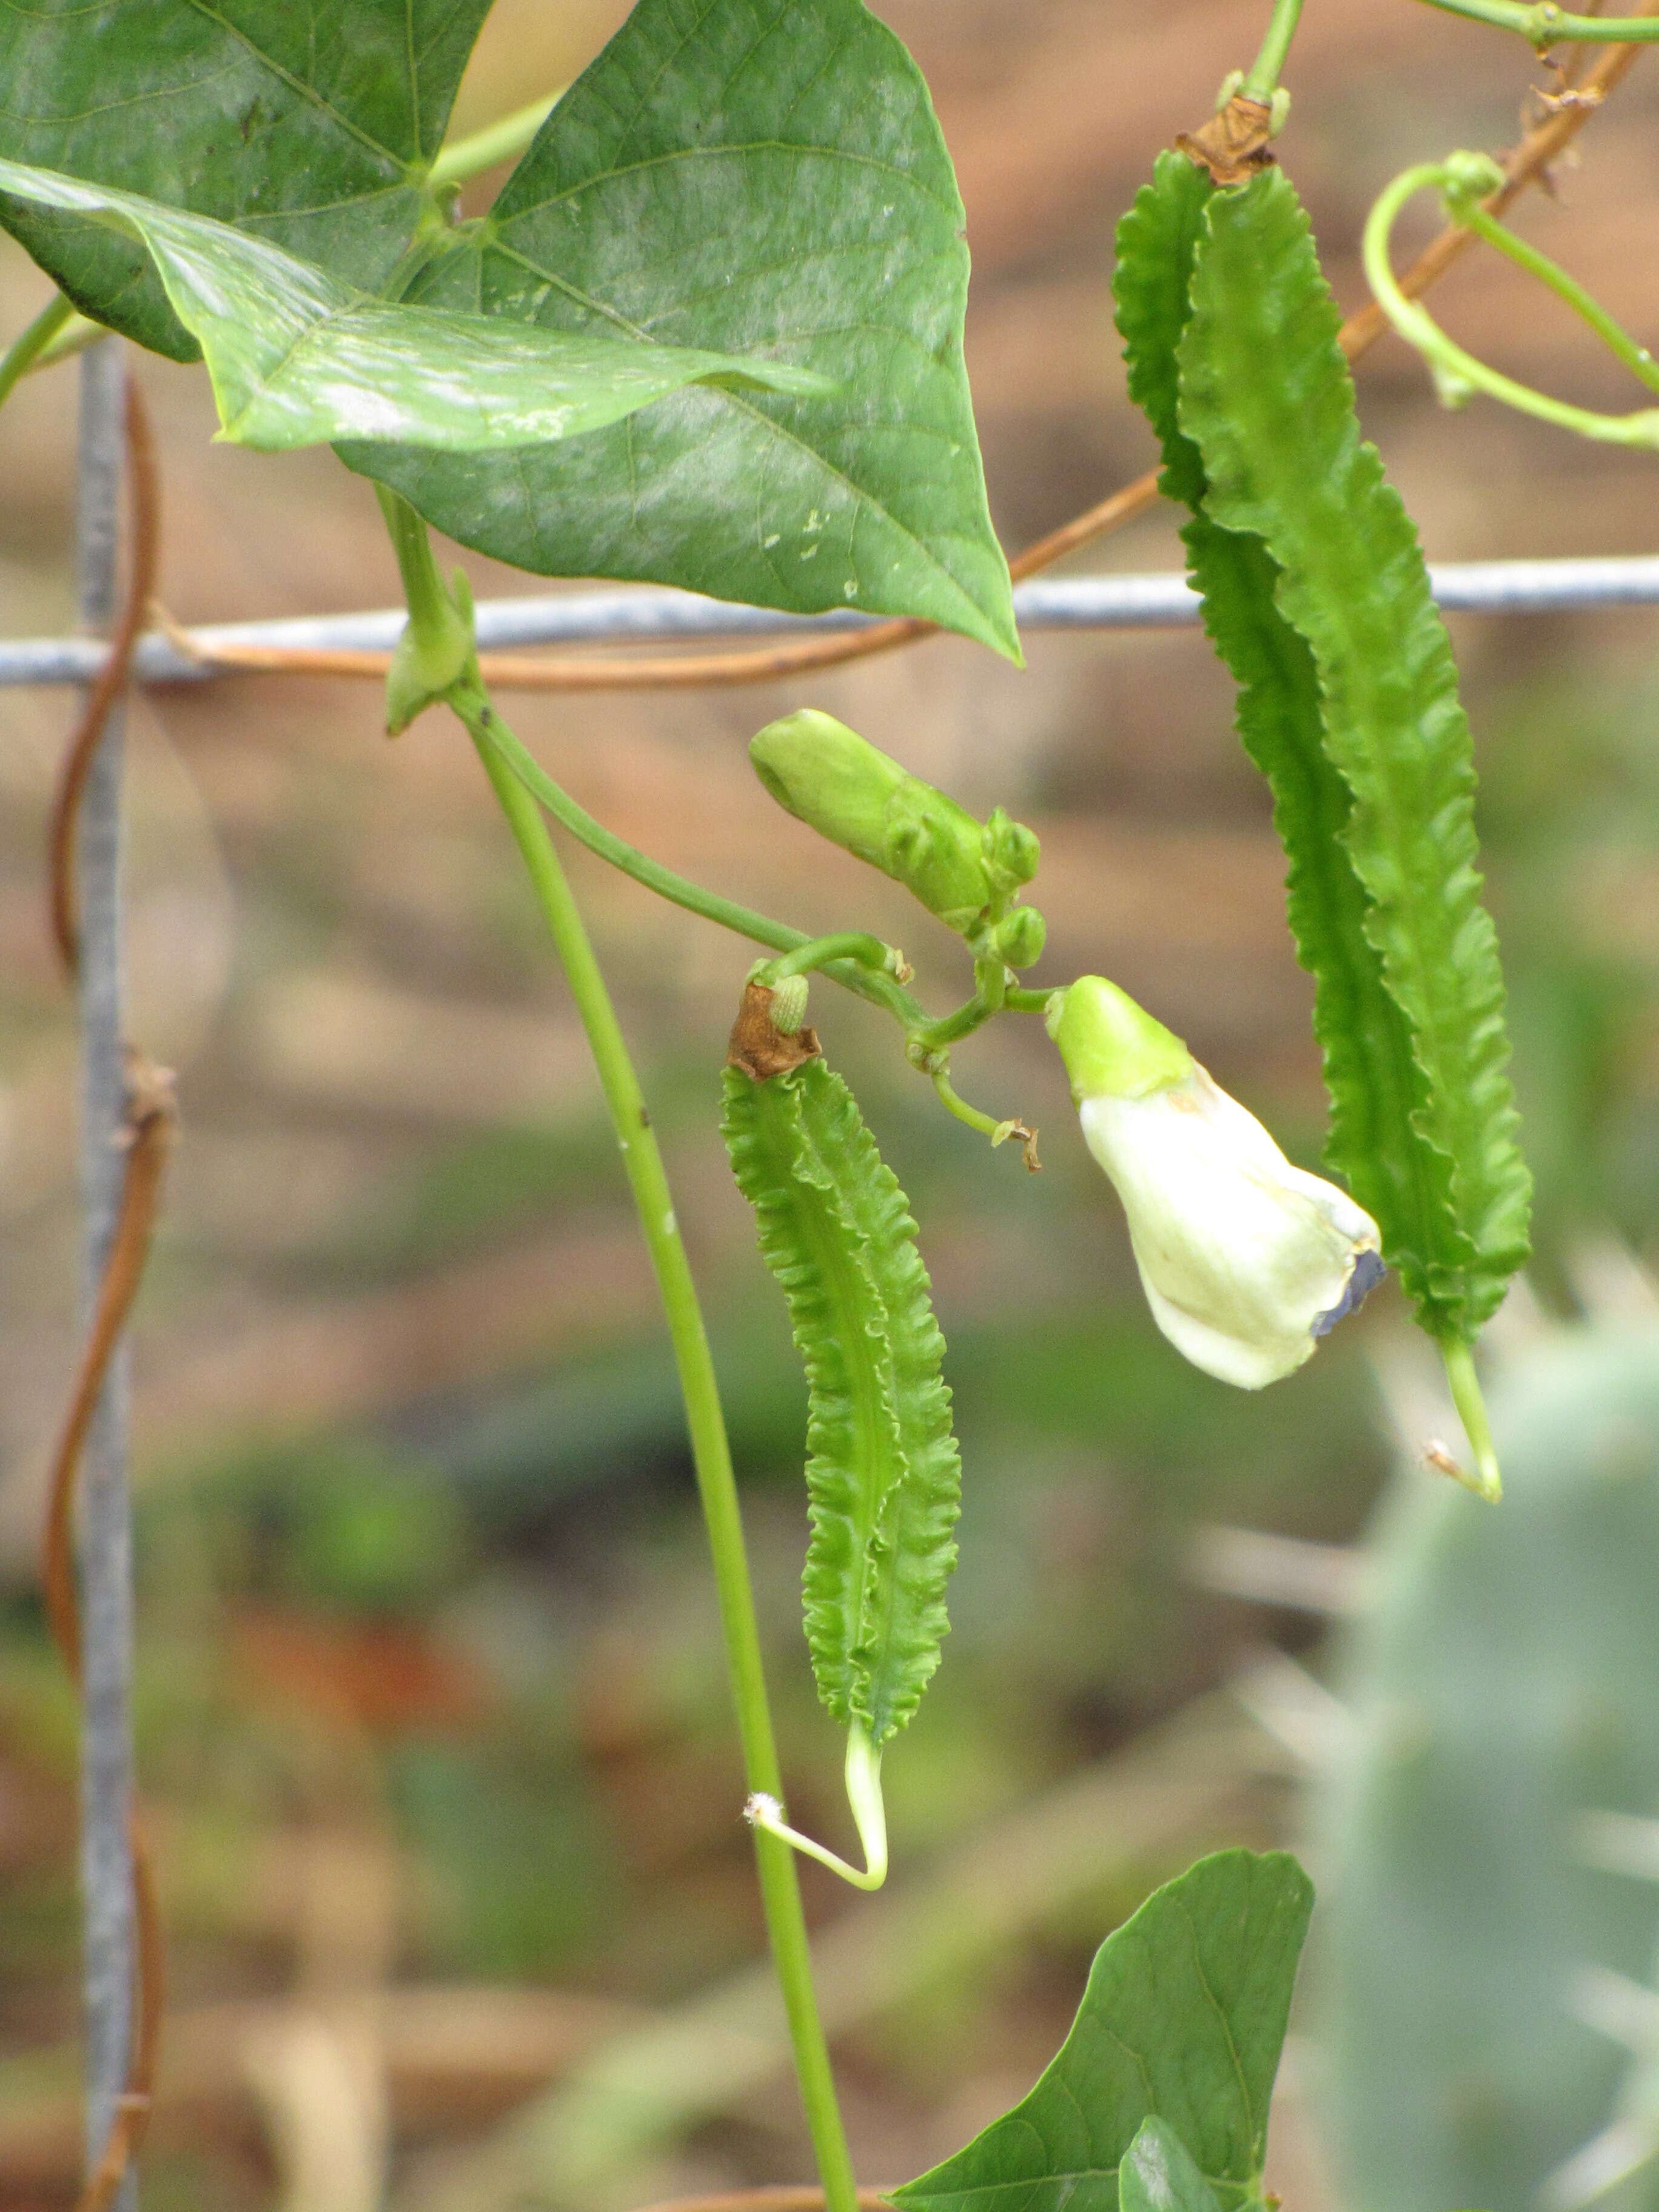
(1364, 158, 1659, 448)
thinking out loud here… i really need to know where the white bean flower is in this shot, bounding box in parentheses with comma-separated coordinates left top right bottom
(1048, 976, 1385, 1389)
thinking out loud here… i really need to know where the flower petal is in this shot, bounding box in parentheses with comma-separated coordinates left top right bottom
(1079, 1067, 1382, 1389)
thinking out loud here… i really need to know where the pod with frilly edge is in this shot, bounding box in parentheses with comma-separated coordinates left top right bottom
(1049, 976, 1384, 1389)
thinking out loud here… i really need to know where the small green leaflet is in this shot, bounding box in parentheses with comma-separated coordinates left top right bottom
(1119, 2120, 1225, 2212)
(893, 1850, 1313, 2212)
(722, 1053, 959, 1746)
(0, 0, 491, 362)
(348, 0, 1019, 656)
(0, 158, 829, 454)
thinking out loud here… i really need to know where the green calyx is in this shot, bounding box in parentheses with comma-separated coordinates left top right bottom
(1046, 976, 1193, 1102)
(749, 711, 1042, 951)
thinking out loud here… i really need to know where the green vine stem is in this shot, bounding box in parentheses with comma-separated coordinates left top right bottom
(1242, 0, 1306, 96)
(375, 488, 860, 2208)
(472, 706, 1039, 1154)
(31, 308, 101, 377)
(0, 290, 73, 411)
(462, 684, 862, 2212)
(427, 89, 566, 190)
(766, 931, 908, 985)
(1364, 157, 1659, 446)
(1411, 0, 1659, 42)
(1459, 196, 1659, 398)
(930, 1068, 1039, 1166)
(472, 708, 925, 1028)
(912, 958, 1010, 1056)
(374, 497, 1042, 1176)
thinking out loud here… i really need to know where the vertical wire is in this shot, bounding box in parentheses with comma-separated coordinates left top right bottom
(73, 334, 136, 2212)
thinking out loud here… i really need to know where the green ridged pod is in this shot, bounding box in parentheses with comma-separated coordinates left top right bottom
(1114, 153, 1530, 1352)
(722, 1037, 960, 1746)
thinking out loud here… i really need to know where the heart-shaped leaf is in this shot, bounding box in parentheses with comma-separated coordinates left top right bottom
(346, 0, 1018, 655)
(1119, 2120, 1226, 2212)
(892, 1851, 1313, 2212)
(0, 158, 829, 452)
(0, 0, 489, 361)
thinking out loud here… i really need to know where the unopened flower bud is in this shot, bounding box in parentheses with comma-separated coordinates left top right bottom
(982, 807, 1041, 892)
(990, 905, 1047, 969)
(749, 711, 1038, 936)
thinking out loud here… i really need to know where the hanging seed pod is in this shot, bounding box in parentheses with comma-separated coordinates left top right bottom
(722, 982, 960, 1748)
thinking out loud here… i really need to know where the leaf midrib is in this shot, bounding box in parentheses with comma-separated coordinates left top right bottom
(479, 230, 991, 638)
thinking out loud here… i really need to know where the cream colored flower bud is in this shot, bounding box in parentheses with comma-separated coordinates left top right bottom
(1049, 977, 1384, 1389)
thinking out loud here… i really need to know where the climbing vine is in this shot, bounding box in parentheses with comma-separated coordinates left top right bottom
(4, 0, 1657, 2207)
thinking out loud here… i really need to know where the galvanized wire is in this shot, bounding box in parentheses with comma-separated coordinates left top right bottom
(72, 335, 137, 2212)
(1, 553, 1658, 690)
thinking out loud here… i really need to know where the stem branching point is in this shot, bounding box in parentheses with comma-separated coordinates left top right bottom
(1412, 0, 1659, 44)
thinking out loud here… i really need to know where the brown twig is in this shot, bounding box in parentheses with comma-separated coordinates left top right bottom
(44, 365, 172, 2212)
(42, 1059, 175, 1675)
(74, 1808, 165, 2212)
(1335, 0, 1659, 360)
(149, 27, 1652, 700)
(41, 1053, 175, 2212)
(47, 371, 161, 974)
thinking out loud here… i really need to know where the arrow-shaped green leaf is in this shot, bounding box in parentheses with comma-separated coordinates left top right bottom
(892, 1851, 1312, 2212)
(348, 0, 1019, 656)
(0, 156, 830, 453)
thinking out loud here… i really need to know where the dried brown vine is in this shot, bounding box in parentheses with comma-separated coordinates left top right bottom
(47, 372, 159, 973)
(43, 363, 172, 2212)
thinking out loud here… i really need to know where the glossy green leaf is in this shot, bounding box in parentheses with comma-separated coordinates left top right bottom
(347, 0, 1018, 655)
(0, 158, 828, 452)
(1114, 155, 1457, 1335)
(722, 1056, 959, 1745)
(894, 1850, 1312, 2212)
(1119, 2120, 1225, 2212)
(0, 0, 489, 361)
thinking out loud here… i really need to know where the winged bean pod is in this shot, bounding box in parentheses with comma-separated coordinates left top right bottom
(1114, 154, 1458, 1335)
(722, 1050, 960, 1747)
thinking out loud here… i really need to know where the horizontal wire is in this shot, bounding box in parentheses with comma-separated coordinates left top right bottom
(3, 554, 1658, 689)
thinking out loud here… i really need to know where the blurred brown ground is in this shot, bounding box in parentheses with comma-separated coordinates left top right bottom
(1, 2, 1657, 2208)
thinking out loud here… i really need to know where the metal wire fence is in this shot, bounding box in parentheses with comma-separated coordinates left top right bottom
(5, 554, 1659, 690)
